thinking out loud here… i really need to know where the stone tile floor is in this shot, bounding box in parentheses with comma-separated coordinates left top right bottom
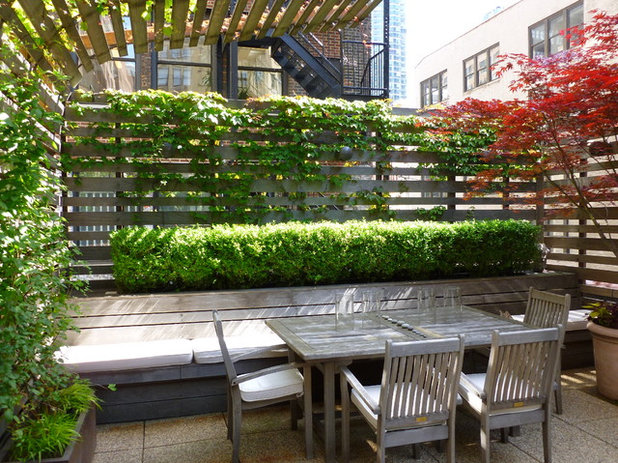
(93, 368, 617, 462)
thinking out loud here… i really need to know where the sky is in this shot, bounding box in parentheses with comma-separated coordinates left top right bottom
(405, 0, 521, 67)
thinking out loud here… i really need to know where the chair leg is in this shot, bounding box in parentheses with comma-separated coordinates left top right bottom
(543, 407, 552, 463)
(376, 432, 386, 463)
(554, 381, 563, 415)
(304, 365, 314, 460)
(444, 409, 457, 463)
(480, 415, 491, 463)
(290, 399, 298, 431)
(340, 373, 350, 463)
(232, 406, 242, 463)
(226, 390, 233, 441)
(500, 428, 509, 443)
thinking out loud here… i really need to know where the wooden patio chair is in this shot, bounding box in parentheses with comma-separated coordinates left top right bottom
(458, 326, 561, 463)
(340, 336, 465, 463)
(522, 287, 570, 414)
(213, 311, 312, 463)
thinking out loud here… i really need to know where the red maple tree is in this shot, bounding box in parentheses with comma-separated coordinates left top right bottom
(433, 11, 618, 258)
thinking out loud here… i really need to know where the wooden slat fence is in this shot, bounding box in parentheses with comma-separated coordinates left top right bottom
(541, 154, 618, 300)
(61, 97, 536, 289)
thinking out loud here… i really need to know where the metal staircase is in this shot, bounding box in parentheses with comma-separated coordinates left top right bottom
(271, 33, 342, 98)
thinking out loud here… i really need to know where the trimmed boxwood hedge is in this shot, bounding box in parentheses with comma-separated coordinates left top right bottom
(110, 220, 542, 294)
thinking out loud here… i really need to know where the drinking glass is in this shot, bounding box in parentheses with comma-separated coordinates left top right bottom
(336, 292, 355, 329)
(417, 287, 435, 311)
(362, 289, 384, 327)
(443, 286, 462, 311)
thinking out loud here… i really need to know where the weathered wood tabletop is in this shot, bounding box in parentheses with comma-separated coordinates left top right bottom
(267, 305, 529, 362)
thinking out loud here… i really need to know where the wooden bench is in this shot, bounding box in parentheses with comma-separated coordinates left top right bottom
(64, 271, 589, 423)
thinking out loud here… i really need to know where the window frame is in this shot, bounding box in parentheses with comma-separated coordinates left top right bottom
(463, 43, 500, 92)
(528, 1, 583, 58)
(420, 70, 447, 107)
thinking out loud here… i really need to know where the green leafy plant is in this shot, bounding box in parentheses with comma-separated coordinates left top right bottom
(585, 301, 618, 329)
(0, 30, 84, 454)
(111, 220, 541, 293)
(8, 379, 99, 462)
(414, 206, 447, 221)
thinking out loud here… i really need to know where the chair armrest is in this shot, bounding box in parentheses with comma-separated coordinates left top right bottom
(340, 366, 379, 414)
(459, 373, 486, 400)
(231, 363, 301, 386)
(230, 343, 288, 362)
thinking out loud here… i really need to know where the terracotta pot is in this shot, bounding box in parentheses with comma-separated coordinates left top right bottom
(1, 407, 96, 463)
(587, 321, 618, 400)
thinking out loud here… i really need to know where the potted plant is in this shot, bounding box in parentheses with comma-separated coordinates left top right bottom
(0, 379, 99, 463)
(586, 301, 618, 400)
(1, 379, 99, 463)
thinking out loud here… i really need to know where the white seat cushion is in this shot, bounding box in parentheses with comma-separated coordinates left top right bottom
(460, 373, 541, 415)
(239, 368, 304, 402)
(57, 339, 193, 373)
(351, 384, 454, 430)
(565, 309, 590, 331)
(192, 332, 287, 364)
(512, 309, 589, 332)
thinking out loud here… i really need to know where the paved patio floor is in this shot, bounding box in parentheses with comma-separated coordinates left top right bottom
(93, 368, 617, 463)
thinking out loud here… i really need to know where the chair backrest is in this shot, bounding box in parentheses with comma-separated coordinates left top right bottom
(524, 287, 570, 333)
(485, 327, 561, 412)
(213, 310, 238, 384)
(379, 336, 465, 428)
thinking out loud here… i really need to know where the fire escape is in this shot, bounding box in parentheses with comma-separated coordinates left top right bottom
(241, 1, 390, 100)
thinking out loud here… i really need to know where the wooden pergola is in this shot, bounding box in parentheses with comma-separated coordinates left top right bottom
(0, 0, 382, 84)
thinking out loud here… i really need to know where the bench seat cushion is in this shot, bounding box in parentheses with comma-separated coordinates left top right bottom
(58, 339, 194, 373)
(192, 332, 288, 364)
(511, 309, 590, 332)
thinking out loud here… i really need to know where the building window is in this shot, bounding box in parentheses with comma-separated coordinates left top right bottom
(237, 47, 283, 99)
(529, 1, 583, 58)
(420, 70, 447, 107)
(463, 44, 499, 92)
(155, 38, 212, 93)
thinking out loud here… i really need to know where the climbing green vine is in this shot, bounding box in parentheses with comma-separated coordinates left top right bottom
(64, 90, 495, 224)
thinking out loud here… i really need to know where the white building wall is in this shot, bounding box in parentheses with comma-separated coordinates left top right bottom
(413, 0, 618, 107)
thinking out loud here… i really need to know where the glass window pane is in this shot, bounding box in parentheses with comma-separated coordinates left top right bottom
(464, 58, 474, 77)
(430, 76, 439, 104)
(157, 68, 168, 87)
(530, 24, 545, 45)
(549, 15, 566, 37)
(477, 68, 489, 85)
(157, 65, 211, 92)
(549, 35, 565, 55)
(238, 47, 279, 69)
(532, 42, 545, 58)
(440, 72, 448, 101)
(237, 70, 281, 98)
(489, 46, 499, 80)
(78, 60, 135, 92)
(159, 39, 212, 65)
(568, 4, 583, 28)
(421, 81, 430, 106)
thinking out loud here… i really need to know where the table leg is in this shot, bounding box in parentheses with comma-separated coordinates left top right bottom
(323, 361, 336, 463)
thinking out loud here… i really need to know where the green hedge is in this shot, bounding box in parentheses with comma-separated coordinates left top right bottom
(110, 220, 542, 293)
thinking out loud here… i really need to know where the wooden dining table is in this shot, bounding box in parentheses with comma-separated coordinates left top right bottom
(266, 305, 535, 463)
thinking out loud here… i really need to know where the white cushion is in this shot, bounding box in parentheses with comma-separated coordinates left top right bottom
(351, 384, 455, 430)
(460, 373, 541, 415)
(512, 309, 589, 332)
(57, 339, 193, 373)
(192, 332, 287, 364)
(565, 309, 590, 332)
(239, 368, 303, 402)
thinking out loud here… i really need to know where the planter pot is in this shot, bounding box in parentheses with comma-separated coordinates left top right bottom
(587, 321, 618, 400)
(1, 407, 96, 463)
